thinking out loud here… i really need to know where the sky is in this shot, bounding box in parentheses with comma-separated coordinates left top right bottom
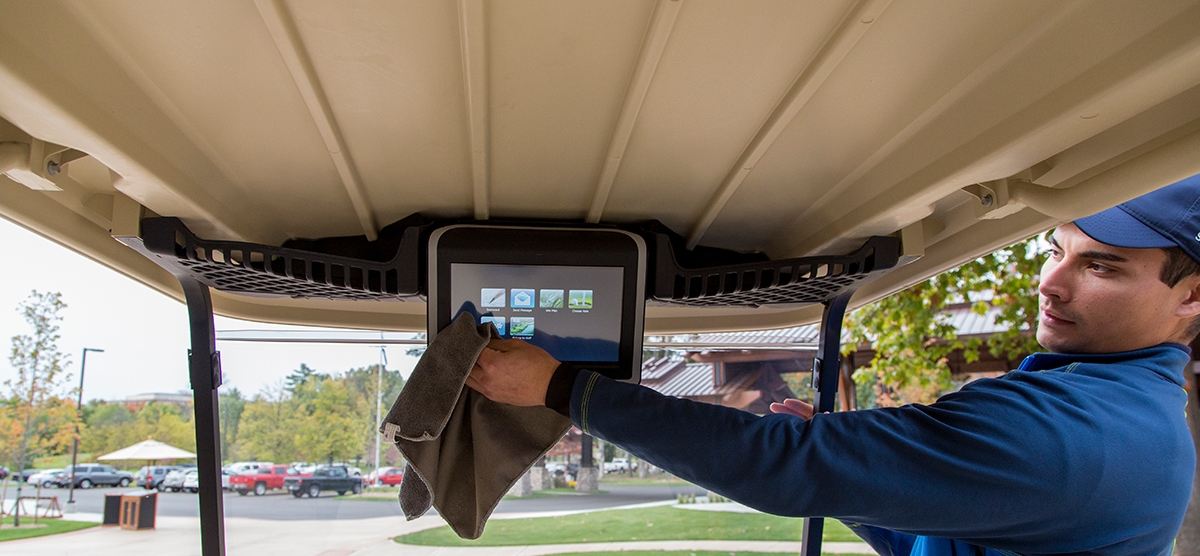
(0, 216, 419, 403)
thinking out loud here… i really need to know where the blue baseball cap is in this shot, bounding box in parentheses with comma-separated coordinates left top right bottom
(1074, 173, 1200, 263)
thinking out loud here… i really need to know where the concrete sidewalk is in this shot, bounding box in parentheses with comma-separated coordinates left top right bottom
(1, 513, 878, 556)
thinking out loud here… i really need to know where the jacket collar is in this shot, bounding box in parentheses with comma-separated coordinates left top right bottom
(1017, 343, 1191, 387)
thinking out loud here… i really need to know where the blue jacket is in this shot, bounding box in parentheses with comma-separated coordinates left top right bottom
(570, 344, 1195, 556)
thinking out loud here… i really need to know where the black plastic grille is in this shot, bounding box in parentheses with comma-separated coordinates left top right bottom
(648, 236, 899, 307)
(127, 218, 900, 307)
(132, 218, 422, 301)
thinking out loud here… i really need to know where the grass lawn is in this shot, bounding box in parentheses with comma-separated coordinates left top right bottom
(502, 488, 609, 500)
(395, 505, 860, 546)
(550, 552, 873, 556)
(0, 516, 99, 542)
(33, 454, 92, 468)
(598, 475, 689, 486)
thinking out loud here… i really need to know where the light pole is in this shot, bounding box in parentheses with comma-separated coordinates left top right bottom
(373, 343, 387, 485)
(66, 347, 103, 513)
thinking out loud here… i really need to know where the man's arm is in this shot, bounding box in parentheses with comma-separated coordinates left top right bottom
(468, 339, 1113, 553)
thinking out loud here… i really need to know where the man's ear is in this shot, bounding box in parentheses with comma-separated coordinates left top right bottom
(1174, 276, 1200, 319)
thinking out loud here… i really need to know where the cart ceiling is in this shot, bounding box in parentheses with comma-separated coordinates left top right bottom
(2, 0, 1200, 333)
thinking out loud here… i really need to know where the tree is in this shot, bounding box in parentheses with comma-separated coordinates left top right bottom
(235, 386, 298, 463)
(844, 237, 1045, 406)
(219, 388, 246, 460)
(291, 377, 359, 464)
(79, 402, 196, 459)
(284, 363, 327, 392)
(0, 291, 78, 526)
(342, 364, 405, 468)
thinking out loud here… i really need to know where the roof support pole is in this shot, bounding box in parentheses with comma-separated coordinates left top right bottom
(181, 277, 226, 556)
(800, 291, 853, 556)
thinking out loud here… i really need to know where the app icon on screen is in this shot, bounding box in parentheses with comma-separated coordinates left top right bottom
(540, 289, 564, 308)
(568, 290, 593, 309)
(481, 288, 506, 308)
(480, 316, 506, 335)
(511, 289, 535, 308)
(510, 317, 535, 336)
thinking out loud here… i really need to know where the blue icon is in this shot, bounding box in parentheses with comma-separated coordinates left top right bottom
(511, 289, 535, 308)
(481, 316, 506, 335)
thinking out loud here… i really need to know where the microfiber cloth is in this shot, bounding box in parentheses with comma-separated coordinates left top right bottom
(379, 313, 571, 539)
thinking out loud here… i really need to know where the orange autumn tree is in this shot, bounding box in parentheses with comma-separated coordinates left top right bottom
(0, 291, 78, 525)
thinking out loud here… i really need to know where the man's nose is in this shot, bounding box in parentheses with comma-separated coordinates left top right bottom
(1038, 258, 1070, 301)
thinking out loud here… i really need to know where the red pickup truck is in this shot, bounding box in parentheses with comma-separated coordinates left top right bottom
(229, 465, 304, 496)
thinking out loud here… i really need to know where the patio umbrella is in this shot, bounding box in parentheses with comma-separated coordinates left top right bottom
(98, 439, 196, 461)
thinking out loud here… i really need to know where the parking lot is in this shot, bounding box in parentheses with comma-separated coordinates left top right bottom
(2, 482, 706, 521)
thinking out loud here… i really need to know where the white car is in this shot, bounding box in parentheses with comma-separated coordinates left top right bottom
(26, 469, 63, 486)
(223, 462, 274, 475)
(181, 469, 200, 493)
(604, 458, 637, 473)
(159, 468, 190, 492)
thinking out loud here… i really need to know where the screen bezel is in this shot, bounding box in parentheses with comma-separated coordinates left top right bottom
(428, 224, 645, 382)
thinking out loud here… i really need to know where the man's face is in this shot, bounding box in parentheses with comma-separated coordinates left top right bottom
(1037, 223, 1192, 354)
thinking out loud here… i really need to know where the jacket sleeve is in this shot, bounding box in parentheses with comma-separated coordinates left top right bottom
(569, 369, 1113, 552)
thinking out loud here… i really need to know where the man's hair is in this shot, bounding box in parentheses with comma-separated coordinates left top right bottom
(1161, 246, 1200, 340)
(1160, 246, 1200, 287)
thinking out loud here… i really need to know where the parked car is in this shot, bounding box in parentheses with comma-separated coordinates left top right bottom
(133, 465, 179, 489)
(0, 466, 9, 480)
(25, 468, 61, 486)
(366, 467, 404, 486)
(290, 462, 317, 474)
(603, 458, 637, 473)
(315, 463, 363, 478)
(229, 465, 296, 496)
(159, 468, 190, 492)
(223, 461, 274, 476)
(18, 469, 39, 483)
(38, 470, 67, 488)
(181, 469, 200, 493)
(285, 466, 362, 498)
(60, 464, 134, 489)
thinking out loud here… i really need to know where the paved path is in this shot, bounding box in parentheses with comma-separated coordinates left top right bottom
(2, 512, 878, 556)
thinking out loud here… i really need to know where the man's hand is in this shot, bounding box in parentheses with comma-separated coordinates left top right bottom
(769, 398, 815, 419)
(466, 338, 561, 406)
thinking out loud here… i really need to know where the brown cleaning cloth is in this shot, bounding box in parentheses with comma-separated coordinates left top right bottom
(379, 313, 571, 539)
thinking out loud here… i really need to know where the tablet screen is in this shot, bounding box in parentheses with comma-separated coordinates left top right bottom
(450, 263, 624, 362)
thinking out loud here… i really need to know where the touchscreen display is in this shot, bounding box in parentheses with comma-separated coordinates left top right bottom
(450, 263, 624, 362)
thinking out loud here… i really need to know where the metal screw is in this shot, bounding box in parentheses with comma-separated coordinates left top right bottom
(981, 194, 994, 207)
(47, 160, 61, 175)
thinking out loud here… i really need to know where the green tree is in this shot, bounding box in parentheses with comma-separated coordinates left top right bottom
(0, 291, 77, 525)
(219, 388, 247, 460)
(235, 387, 297, 463)
(845, 237, 1045, 406)
(342, 364, 405, 468)
(136, 403, 195, 451)
(284, 363, 327, 392)
(79, 402, 195, 460)
(79, 401, 134, 457)
(292, 377, 359, 464)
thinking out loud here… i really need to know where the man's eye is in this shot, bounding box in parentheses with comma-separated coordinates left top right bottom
(1089, 262, 1112, 273)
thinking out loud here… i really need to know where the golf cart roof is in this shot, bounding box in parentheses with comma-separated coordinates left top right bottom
(2, 1, 1199, 333)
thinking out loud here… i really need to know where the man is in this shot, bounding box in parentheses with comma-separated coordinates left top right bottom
(467, 174, 1200, 556)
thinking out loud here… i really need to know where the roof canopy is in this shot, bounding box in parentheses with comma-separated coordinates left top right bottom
(3, 1, 1200, 332)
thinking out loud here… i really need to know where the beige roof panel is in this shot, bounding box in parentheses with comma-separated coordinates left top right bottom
(2, 0, 1199, 333)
